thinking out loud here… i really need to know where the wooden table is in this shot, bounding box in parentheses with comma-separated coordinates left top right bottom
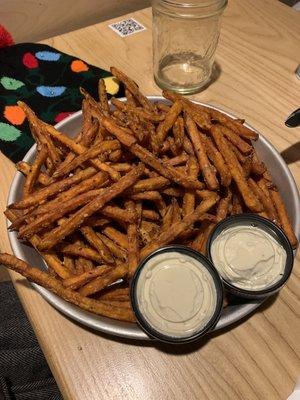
(0, 1, 299, 399)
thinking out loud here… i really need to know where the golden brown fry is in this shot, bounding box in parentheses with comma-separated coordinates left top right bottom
(52, 140, 120, 179)
(269, 189, 298, 248)
(98, 78, 110, 114)
(251, 150, 267, 175)
(139, 220, 160, 245)
(231, 193, 243, 215)
(173, 116, 185, 151)
(141, 209, 160, 221)
(98, 113, 203, 190)
(141, 194, 219, 259)
(79, 263, 128, 296)
(111, 97, 164, 122)
(200, 133, 231, 187)
(103, 226, 129, 249)
(153, 101, 182, 151)
(101, 205, 135, 223)
(97, 286, 130, 302)
(126, 201, 140, 277)
(98, 234, 127, 261)
(162, 187, 184, 197)
(182, 156, 199, 216)
(0, 253, 134, 322)
(165, 152, 188, 166)
(131, 176, 169, 193)
(171, 198, 181, 224)
(63, 265, 111, 289)
(38, 164, 144, 250)
(16, 161, 51, 186)
(18, 189, 104, 238)
(109, 149, 122, 162)
(110, 67, 156, 113)
(60, 243, 105, 264)
(210, 125, 261, 212)
(80, 226, 115, 264)
(63, 256, 76, 274)
(23, 146, 48, 197)
(125, 88, 138, 106)
(218, 125, 253, 155)
(248, 178, 276, 222)
(185, 113, 219, 190)
(10, 167, 97, 210)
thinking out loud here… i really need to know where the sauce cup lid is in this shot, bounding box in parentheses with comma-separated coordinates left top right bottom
(206, 214, 294, 298)
(130, 245, 224, 344)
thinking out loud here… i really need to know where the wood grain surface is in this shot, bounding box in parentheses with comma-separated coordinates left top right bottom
(0, 0, 150, 42)
(0, 1, 299, 399)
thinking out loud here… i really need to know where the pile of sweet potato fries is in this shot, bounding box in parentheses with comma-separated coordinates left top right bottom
(0, 67, 297, 322)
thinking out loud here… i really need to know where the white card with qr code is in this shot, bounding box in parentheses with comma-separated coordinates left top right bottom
(109, 18, 146, 37)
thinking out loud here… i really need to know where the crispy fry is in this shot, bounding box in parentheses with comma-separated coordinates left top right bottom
(165, 153, 189, 166)
(110, 67, 156, 113)
(141, 209, 160, 221)
(269, 189, 298, 248)
(38, 164, 144, 250)
(63, 256, 76, 274)
(79, 263, 128, 296)
(98, 78, 110, 114)
(248, 178, 276, 222)
(185, 113, 219, 190)
(111, 97, 164, 122)
(16, 161, 51, 186)
(200, 133, 231, 187)
(0, 253, 134, 321)
(251, 150, 267, 175)
(173, 116, 185, 151)
(131, 176, 169, 193)
(210, 125, 261, 212)
(126, 201, 140, 277)
(141, 194, 219, 259)
(103, 226, 129, 249)
(153, 101, 182, 151)
(10, 167, 97, 210)
(52, 140, 120, 179)
(218, 125, 253, 155)
(23, 146, 48, 197)
(63, 265, 111, 289)
(98, 234, 127, 261)
(182, 156, 199, 216)
(60, 243, 105, 263)
(80, 226, 115, 264)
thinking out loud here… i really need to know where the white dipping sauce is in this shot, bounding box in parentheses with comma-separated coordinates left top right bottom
(211, 225, 287, 291)
(136, 251, 218, 338)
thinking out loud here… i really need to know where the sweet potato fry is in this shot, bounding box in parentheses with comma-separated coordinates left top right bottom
(18, 189, 104, 239)
(251, 150, 267, 175)
(103, 226, 129, 249)
(60, 243, 105, 264)
(23, 146, 48, 197)
(248, 178, 276, 221)
(52, 140, 120, 179)
(210, 125, 262, 212)
(38, 164, 144, 250)
(269, 189, 298, 248)
(185, 113, 219, 190)
(126, 201, 140, 277)
(0, 253, 134, 321)
(98, 78, 110, 114)
(131, 176, 169, 193)
(63, 265, 111, 289)
(141, 194, 219, 259)
(218, 125, 253, 155)
(182, 156, 199, 216)
(63, 256, 76, 274)
(98, 234, 127, 261)
(111, 97, 164, 123)
(200, 133, 231, 187)
(110, 67, 156, 113)
(79, 263, 128, 296)
(16, 161, 51, 186)
(173, 116, 185, 151)
(153, 101, 182, 152)
(165, 153, 189, 166)
(101, 205, 135, 223)
(10, 167, 97, 210)
(141, 209, 160, 221)
(80, 226, 115, 264)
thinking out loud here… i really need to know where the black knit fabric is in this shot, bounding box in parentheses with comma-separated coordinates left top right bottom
(0, 281, 62, 400)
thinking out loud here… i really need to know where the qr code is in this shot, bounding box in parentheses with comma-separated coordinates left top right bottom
(109, 18, 146, 37)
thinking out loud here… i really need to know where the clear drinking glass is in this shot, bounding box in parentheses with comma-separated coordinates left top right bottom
(152, 0, 227, 94)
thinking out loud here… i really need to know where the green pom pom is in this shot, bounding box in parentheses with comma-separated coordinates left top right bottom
(0, 123, 22, 141)
(0, 77, 25, 90)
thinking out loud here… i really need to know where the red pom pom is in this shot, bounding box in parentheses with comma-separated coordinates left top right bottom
(22, 52, 39, 69)
(0, 25, 14, 48)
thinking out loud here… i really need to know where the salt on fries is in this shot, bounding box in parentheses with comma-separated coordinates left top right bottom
(1, 67, 297, 323)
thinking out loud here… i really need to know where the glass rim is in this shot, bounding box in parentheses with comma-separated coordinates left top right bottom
(157, 0, 227, 9)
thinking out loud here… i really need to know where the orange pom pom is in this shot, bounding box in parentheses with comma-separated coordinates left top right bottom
(4, 105, 26, 125)
(71, 60, 89, 73)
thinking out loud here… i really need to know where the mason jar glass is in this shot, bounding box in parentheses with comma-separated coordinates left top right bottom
(152, 0, 227, 94)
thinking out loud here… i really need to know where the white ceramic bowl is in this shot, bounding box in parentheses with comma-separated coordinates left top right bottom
(7, 96, 300, 340)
